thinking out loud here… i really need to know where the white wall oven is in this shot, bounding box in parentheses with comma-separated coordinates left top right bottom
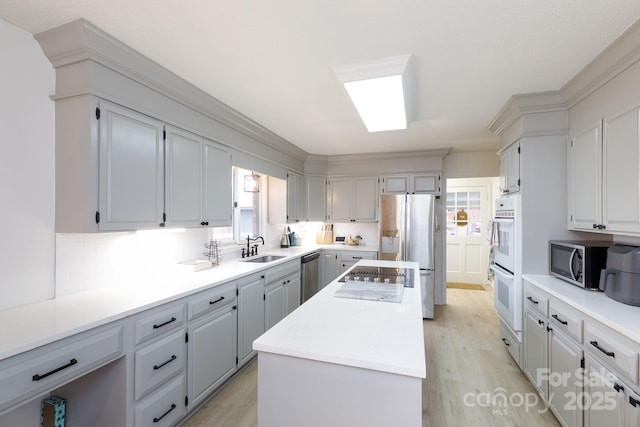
(491, 195, 522, 332)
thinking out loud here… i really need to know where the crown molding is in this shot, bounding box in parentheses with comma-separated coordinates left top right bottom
(34, 19, 308, 162)
(561, 19, 640, 109)
(487, 91, 566, 137)
(325, 148, 450, 165)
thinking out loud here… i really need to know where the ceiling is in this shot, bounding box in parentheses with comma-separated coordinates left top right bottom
(2, 1, 640, 156)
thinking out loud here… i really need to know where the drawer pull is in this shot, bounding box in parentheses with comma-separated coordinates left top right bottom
(552, 314, 568, 325)
(538, 319, 545, 326)
(527, 296, 539, 305)
(630, 396, 640, 407)
(153, 403, 176, 423)
(153, 317, 177, 329)
(210, 296, 225, 305)
(32, 358, 78, 381)
(153, 355, 177, 370)
(352, 256, 363, 260)
(501, 338, 510, 347)
(590, 340, 615, 358)
(614, 382, 625, 393)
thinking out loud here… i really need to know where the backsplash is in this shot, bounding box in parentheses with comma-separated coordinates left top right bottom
(55, 229, 210, 297)
(56, 222, 378, 297)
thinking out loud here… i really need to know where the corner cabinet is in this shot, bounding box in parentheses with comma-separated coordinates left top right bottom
(497, 141, 520, 195)
(305, 175, 326, 221)
(327, 176, 378, 223)
(99, 102, 165, 231)
(568, 106, 640, 235)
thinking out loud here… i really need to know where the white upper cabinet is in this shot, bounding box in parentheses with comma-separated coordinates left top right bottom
(203, 139, 232, 227)
(567, 123, 602, 231)
(327, 176, 378, 223)
(381, 175, 409, 194)
(305, 175, 326, 222)
(163, 129, 232, 228)
(381, 173, 441, 194)
(286, 171, 305, 223)
(99, 101, 165, 230)
(165, 126, 202, 227)
(498, 141, 520, 195)
(603, 107, 640, 234)
(569, 107, 640, 235)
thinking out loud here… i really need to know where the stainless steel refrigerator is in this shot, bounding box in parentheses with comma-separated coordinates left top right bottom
(379, 194, 435, 318)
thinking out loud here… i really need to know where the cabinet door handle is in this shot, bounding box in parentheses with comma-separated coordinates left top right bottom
(210, 296, 225, 305)
(538, 319, 544, 326)
(153, 403, 176, 423)
(614, 382, 625, 393)
(501, 338, 510, 347)
(527, 296, 539, 305)
(153, 317, 177, 329)
(552, 314, 568, 325)
(630, 396, 640, 407)
(590, 340, 615, 358)
(32, 358, 78, 381)
(153, 355, 177, 370)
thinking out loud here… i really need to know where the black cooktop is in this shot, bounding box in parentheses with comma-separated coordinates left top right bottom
(338, 266, 415, 288)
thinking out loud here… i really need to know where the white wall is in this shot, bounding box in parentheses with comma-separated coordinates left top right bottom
(0, 19, 55, 309)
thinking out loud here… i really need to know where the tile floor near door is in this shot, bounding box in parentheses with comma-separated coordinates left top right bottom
(180, 286, 561, 427)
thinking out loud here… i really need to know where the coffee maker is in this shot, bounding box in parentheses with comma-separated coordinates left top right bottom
(600, 244, 640, 306)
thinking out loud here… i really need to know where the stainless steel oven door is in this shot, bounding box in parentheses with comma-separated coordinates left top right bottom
(492, 264, 522, 332)
(493, 217, 515, 273)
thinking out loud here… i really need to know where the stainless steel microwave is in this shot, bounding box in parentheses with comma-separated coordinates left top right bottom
(549, 240, 610, 289)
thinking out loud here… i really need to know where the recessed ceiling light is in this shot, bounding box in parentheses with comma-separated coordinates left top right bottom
(334, 54, 414, 133)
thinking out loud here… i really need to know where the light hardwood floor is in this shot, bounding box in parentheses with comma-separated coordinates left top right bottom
(181, 286, 561, 427)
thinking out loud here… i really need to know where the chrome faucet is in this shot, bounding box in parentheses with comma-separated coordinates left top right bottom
(242, 235, 265, 258)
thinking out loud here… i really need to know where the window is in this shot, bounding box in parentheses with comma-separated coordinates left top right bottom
(208, 167, 261, 243)
(233, 167, 261, 240)
(446, 190, 481, 236)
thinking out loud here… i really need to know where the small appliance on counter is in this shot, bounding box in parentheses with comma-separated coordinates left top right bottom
(549, 240, 610, 289)
(600, 244, 640, 306)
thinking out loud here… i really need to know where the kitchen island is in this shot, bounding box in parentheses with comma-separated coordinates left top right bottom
(253, 260, 426, 427)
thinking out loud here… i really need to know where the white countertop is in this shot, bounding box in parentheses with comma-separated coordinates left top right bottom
(253, 260, 426, 379)
(0, 244, 378, 361)
(524, 274, 640, 343)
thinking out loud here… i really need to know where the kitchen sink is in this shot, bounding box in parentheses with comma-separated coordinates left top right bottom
(243, 255, 287, 263)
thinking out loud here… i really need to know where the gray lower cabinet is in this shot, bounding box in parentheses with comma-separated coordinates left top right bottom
(237, 273, 265, 367)
(187, 283, 238, 410)
(320, 251, 339, 288)
(264, 261, 301, 331)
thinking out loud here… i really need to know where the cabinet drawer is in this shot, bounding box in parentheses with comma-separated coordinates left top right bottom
(524, 284, 548, 317)
(339, 250, 377, 262)
(135, 330, 186, 400)
(188, 282, 236, 320)
(135, 374, 185, 427)
(134, 303, 185, 345)
(549, 299, 583, 343)
(499, 320, 521, 366)
(0, 326, 122, 411)
(585, 322, 639, 383)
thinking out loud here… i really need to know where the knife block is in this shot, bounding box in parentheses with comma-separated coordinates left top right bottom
(316, 231, 333, 244)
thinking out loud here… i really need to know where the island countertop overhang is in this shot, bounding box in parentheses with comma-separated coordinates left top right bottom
(253, 260, 427, 378)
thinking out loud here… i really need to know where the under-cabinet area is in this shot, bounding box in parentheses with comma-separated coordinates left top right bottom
(0, 255, 309, 427)
(523, 275, 640, 427)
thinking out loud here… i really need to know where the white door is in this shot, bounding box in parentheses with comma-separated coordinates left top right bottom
(445, 180, 491, 284)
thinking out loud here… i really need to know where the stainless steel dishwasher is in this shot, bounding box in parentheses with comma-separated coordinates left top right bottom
(301, 252, 320, 302)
